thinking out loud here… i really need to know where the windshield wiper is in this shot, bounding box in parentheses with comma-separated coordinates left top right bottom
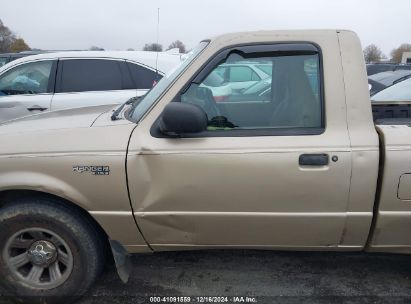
(111, 96, 143, 121)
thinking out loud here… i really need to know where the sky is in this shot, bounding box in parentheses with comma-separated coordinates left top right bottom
(1, 0, 410, 56)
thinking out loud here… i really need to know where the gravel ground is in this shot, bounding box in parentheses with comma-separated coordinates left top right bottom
(3, 250, 411, 304)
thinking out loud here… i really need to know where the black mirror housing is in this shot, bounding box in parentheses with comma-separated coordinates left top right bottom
(159, 102, 208, 135)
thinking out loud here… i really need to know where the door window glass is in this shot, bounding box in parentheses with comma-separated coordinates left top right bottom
(0, 60, 53, 96)
(229, 66, 259, 82)
(58, 59, 123, 93)
(255, 64, 272, 76)
(127, 62, 162, 89)
(0, 57, 8, 67)
(180, 51, 322, 131)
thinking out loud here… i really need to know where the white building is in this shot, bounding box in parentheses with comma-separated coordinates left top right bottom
(401, 51, 411, 64)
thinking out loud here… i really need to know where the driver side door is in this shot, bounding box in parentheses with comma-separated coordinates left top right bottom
(0, 60, 56, 123)
(127, 42, 353, 250)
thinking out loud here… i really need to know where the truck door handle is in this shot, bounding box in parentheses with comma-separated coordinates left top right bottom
(299, 154, 329, 166)
(27, 106, 47, 112)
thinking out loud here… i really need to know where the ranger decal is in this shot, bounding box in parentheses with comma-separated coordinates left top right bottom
(72, 166, 110, 175)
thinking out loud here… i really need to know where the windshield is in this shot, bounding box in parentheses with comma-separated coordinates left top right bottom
(129, 41, 209, 122)
(372, 77, 411, 102)
(369, 70, 411, 86)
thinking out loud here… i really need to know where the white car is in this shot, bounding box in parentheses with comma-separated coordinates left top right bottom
(214, 63, 270, 92)
(0, 51, 183, 123)
(199, 63, 271, 102)
(200, 70, 232, 102)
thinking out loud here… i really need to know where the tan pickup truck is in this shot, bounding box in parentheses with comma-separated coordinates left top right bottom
(0, 30, 410, 302)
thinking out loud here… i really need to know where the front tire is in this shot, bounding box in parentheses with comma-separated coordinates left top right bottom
(0, 198, 106, 303)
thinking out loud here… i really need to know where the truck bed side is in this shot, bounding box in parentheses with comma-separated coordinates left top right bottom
(368, 124, 411, 253)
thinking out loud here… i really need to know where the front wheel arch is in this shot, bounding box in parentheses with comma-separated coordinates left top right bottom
(0, 190, 135, 284)
(0, 189, 110, 251)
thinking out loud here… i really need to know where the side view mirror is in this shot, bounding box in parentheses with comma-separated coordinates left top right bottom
(159, 102, 208, 135)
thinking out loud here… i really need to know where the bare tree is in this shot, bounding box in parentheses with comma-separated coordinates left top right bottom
(363, 44, 383, 63)
(167, 40, 186, 53)
(143, 43, 163, 52)
(390, 43, 411, 63)
(0, 19, 16, 53)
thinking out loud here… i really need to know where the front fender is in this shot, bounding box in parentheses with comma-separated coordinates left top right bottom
(0, 168, 150, 252)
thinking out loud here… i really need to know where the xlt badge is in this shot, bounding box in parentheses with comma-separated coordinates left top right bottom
(73, 166, 110, 175)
